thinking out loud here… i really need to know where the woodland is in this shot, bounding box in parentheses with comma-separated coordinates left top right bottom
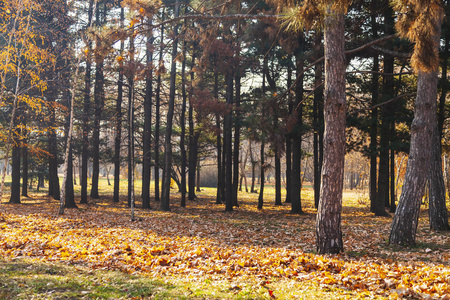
(1, 0, 450, 298)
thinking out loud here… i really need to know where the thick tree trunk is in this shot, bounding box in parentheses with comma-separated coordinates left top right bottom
(160, 0, 180, 211)
(389, 70, 439, 245)
(316, 8, 346, 254)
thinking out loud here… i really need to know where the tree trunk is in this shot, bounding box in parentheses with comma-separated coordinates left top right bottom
(233, 72, 241, 207)
(142, 18, 153, 209)
(291, 40, 304, 214)
(224, 72, 234, 212)
(429, 122, 449, 231)
(313, 33, 324, 209)
(316, 8, 346, 254)
(180, 35, 188, 208)
(9, 133, 21, 204)
(160, 0, 180, 211)
(389, 71, 439, 245)
(285, 57, 293, 204)
(154, 9, 164, 203)
(90, 3, 105, 200)
(215, 75, 222, 204)
(188, 47, 198, 201)
(21, 115, 28, 197)
(250, 141, 256, 193)
(113, 6, 124, 204)
(49, 99, 60, 200)
(369, 3, 379, 212)
(257, 141, 265, 209)
(61, 86, 77, 212)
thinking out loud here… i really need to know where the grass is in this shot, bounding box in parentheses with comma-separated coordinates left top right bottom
(0, 258, 367, 300)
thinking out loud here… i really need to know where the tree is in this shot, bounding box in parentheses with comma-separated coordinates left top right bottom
(113, 4, 124, 204)
(161, 0, 181, 211)
(81, 0, 94, 204)
(315, 2, 348, 254)
(389, 0, 444, 246)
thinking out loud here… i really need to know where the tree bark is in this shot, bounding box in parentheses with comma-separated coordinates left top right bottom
(257, 141, 265, 210)
(180, 34, 188, 208)
(224, 71, 234, 212)
(316, 8, 346, 254)
(369, 3, 379, 212)
(154, 9, 165, 203)
(291, 39, 304, 214)
(90, 3, 104, 200)
(113, 6, 124, 204)
(21, 113, 28, 197)
(9, 132, 21, 204)
(390, 69, 438, 245)
(233, 72, 241, 207)
(429, 122, 449, 231)
(285, 57, 293, 204)
(142, 18, 153, 209)
(161, 0, 180, 211)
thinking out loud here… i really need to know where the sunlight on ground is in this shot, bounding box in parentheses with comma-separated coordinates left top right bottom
(1, 179, 450, 299)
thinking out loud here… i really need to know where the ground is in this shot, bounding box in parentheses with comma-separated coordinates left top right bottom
(0, 181, 449, 299)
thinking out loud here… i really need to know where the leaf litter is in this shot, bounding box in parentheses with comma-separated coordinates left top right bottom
(0, 191, 449, 299)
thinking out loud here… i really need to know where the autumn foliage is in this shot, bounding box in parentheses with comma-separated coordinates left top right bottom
(1, 192, 450, 299)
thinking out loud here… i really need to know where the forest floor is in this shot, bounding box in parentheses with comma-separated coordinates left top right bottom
(0, 181, 450, 299)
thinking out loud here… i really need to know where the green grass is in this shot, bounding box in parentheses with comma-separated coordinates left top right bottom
(0, 258, 369, 300)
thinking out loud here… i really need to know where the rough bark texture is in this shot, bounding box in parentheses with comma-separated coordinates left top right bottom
(389, 70, 438, 246)
(316, 9, 345, 254)
(429, 122, 449, 231)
